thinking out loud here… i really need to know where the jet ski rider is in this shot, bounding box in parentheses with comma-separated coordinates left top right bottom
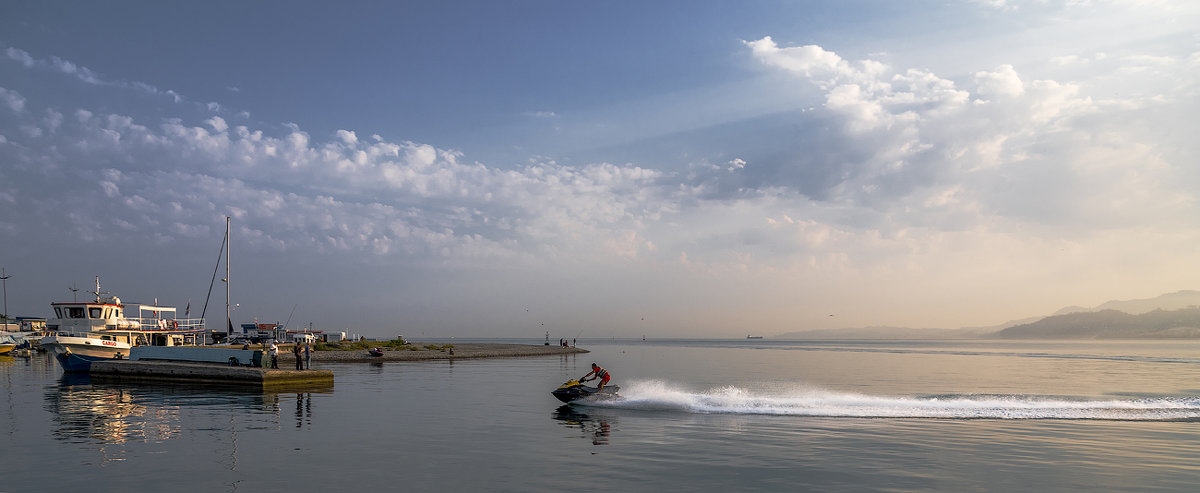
(581, 363, 610, 390)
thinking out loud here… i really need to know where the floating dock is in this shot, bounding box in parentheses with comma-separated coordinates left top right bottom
(90, 360, 334, 388)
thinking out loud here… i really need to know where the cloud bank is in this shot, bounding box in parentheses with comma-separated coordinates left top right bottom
(2, 13, 1198, 334)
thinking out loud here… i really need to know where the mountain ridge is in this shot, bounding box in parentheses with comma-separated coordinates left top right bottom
(774, 290, 1200, 340)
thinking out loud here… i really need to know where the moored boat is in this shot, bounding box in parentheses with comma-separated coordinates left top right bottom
(39, 333, 131, 371)
(40, 277, 206, 372)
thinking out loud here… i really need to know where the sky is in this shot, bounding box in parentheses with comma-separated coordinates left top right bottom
(1, 1, 1198, 339)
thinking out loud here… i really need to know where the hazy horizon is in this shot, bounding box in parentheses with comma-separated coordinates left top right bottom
(2, 1, 1198, 338)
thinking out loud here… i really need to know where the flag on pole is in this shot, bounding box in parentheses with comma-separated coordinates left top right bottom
(185, 300, 191, 317)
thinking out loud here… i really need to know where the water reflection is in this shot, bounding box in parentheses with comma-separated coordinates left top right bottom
(553, 405, 615, 445)
(44, 374, 330, 451)
(295, 392, 313, 428)
(45, 373, 179, 446)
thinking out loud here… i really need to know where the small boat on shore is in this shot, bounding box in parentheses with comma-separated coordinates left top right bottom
(40, 277, 206, 372)
(368, 347, 384, 357)
(746, 335, 763, 339)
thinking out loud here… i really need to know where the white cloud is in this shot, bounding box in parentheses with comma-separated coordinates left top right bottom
(3, 45, 188, 104)
(1049, 55, 1083, 66)
(4, 47, 36, 68)
(49, 56, 103, 85)
(744, 37, 852, 85)
(740, 33, 1199, 304)
(0, 96, 675, 270)
(206, 116, 228, 133)
(43, 109, 63, 133)
(336, 129, 358, 145)
(973, 65, 1025, 99)
(0, 87, 25, 113)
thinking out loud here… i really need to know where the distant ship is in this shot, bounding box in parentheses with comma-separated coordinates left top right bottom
(746, 335, 763, 339)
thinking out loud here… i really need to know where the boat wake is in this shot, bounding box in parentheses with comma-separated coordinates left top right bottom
(579, 380, 1200, 420)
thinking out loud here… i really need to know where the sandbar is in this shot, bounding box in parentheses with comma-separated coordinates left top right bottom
(298, 343, 588, 363)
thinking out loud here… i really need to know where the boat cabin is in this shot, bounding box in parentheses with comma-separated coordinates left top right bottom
(45, 278, 206, 346)
(47, 299, 137, 332)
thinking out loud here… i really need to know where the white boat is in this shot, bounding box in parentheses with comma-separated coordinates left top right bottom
(0, 332, 36, 356)
(40, 277, 205, 372)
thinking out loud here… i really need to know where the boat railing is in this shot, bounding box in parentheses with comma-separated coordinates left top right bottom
(129, 316, 206, 332)
(45, 331, 96, 339)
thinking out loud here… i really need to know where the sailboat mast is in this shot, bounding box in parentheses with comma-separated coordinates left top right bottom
(225, 216, 231, 338)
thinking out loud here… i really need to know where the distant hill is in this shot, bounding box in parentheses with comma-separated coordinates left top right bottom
(1051, 305, 1092, 316)
(1050, 291, 1200, 316)
(1094, 290, 1200, 314)
(996, 307, 1200, 339)
(772, 290, 1200, 340)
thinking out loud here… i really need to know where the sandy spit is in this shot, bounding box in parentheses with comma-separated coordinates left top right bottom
(292, 343, 588, 363)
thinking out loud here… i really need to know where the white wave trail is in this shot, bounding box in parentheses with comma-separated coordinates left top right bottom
(584, 380, 1200, 420)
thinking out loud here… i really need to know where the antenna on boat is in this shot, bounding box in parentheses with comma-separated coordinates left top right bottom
(69, 283, 79, 302)
(91, 276, 103, 303)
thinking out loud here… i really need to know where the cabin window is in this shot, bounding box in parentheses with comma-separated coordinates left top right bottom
(54, 307, 63, 318)
(103, 308, 110, 319)
(89, 307, 102, 318)
(67, 307, 85, 318)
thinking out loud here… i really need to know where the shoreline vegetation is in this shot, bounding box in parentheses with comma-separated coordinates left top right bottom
(266, 340, 588, 363)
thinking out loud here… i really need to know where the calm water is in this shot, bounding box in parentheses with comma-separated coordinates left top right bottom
(4, 339, 1200, 492)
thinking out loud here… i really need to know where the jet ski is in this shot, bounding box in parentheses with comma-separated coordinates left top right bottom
(551, 379, 620, 403)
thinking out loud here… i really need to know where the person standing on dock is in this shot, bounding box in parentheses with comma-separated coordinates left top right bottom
(304, 343, 312, 370)
(293, 343, 303, 370)
(269, 341, 279, 369)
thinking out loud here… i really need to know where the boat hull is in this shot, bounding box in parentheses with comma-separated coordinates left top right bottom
(53, 351, 118, 372)
(40, 335, 132, 372)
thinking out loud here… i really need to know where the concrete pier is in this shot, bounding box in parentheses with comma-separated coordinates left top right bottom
(90, 360, 334, 388)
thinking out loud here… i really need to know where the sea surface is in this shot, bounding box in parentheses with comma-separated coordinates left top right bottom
(4, 339, 1200, 492)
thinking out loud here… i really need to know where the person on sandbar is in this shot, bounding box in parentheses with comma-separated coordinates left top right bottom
(580, 362, 611, 390)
